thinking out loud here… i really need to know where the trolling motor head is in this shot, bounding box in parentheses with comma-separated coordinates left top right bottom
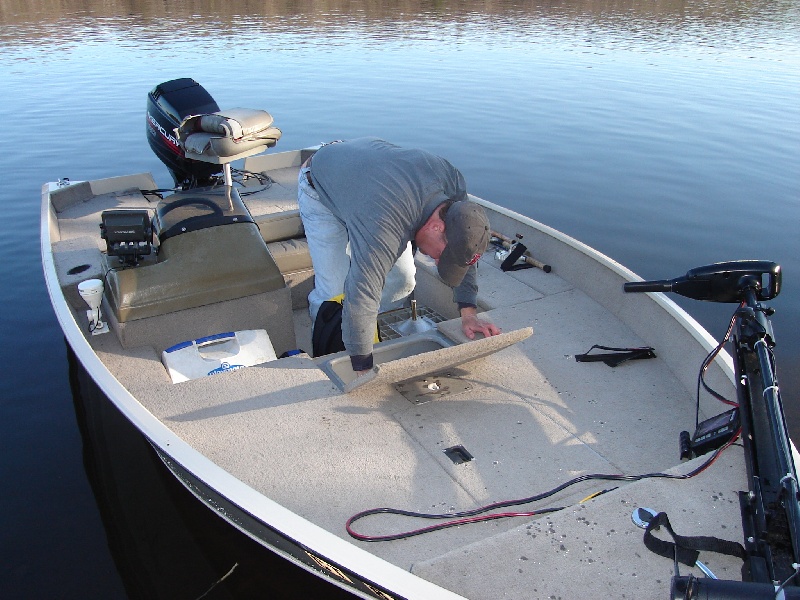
(623, 260, 781, 304)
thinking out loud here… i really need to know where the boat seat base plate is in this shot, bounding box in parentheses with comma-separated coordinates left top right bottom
(395, 373, 473, 404)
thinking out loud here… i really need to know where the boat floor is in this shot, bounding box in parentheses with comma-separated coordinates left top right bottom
(56, 169, 747, 599)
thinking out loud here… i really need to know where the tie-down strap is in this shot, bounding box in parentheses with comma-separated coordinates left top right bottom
(644, 511, 747, 567)
(575, 344, 656, 367)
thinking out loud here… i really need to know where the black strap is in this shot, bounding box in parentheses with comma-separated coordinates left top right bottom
(575, 344, 656, 367)
(644, 512, 747, 567)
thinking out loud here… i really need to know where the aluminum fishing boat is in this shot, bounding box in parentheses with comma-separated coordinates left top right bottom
(42, 78, 799, 599)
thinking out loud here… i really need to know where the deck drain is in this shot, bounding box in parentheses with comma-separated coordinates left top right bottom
(444, 445, 474, 464)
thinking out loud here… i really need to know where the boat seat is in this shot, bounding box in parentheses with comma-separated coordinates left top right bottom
(177, 108, 282, 163)
(256, 209, 312, 272)
(256, 209, 305, 243)
(267, 237, 312, 274)
(255, 209, 314, 310)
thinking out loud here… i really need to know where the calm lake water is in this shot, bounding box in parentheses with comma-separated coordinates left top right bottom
(2, 0, 798, 597)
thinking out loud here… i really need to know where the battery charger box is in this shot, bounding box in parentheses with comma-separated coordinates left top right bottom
(162, 329, 276, 383)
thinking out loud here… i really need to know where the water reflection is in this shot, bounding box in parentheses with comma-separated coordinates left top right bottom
(2, 0, 799, 46)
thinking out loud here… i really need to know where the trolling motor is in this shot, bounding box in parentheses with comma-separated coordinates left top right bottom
(625, 260, 781, 453)
(626, 260, 781, 458)
(623, 260, 781, 304)
(625, 260, 800, 597)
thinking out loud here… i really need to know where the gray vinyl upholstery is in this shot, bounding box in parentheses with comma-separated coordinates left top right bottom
(178, 108, 282, 160)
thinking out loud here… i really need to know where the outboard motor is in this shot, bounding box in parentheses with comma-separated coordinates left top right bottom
(146, 78, 223, 188)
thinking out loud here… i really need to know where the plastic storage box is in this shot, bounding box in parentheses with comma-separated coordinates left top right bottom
(162, 330, 276, 383)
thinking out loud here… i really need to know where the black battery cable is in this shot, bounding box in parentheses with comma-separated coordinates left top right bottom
(347, 302, 744, 542)
(346, 430, 739, 542)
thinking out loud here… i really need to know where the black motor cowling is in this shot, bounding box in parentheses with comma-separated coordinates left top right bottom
(146, 78, 222, 188)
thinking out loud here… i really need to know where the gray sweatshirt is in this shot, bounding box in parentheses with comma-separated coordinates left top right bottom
(308, 137, 478, 363)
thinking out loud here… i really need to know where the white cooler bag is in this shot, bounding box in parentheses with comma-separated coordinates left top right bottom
(162, 329, 277, 384)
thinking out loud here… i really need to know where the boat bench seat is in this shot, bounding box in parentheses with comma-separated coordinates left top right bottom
(255, 209, 314, 310)
(255, 208, 305, 243)
(267, 237, 312, 273)
(103, 222, 297, 354)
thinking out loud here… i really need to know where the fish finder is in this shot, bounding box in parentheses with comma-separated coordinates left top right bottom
(100, 209, 153, 266)
(680, 408, 740, 460)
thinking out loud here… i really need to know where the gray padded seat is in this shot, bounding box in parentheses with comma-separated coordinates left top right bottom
(256, 209, 305, 243)
(268, 237, 312, 274)
(177, 108, 282, 161)
(255, 210, 314, 309)
(256, 209, 312, 273)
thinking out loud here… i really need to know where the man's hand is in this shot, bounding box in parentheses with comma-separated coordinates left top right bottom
(460, 306, 501, 339)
